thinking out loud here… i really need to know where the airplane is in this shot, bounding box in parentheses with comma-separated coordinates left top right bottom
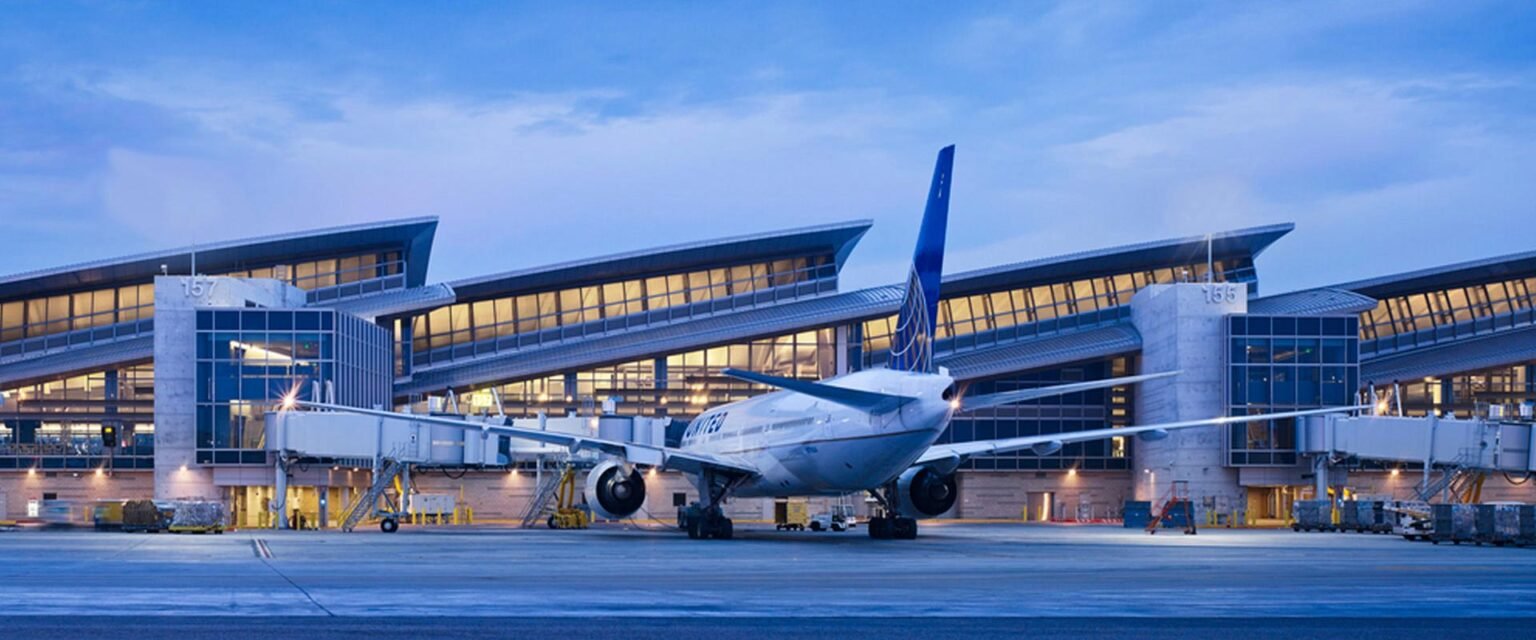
(292, 145, 1361, 540)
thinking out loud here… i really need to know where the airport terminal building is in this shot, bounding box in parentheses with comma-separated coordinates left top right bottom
(3, 216, 1535, 525)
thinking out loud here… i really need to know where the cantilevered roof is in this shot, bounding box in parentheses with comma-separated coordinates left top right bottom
(1362, 325, 1536, 383)
(0, 336, 153, 389)
(400, 223, 1296, 394)
(316, 284, 457, 321)
(1248, 288, 1379, 316)
(938, 223, 1294, 297)
(1322, 249, 1536, 299)
(939, 325, 1142, 381)
(0, 217, 439, 300)
(447, 220, 872, 302)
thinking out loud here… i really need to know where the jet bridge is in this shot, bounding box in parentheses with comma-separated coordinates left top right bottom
(266, 410, 670, 465)
(263, 409, 671, 529)
(1299, 413, 1536, 502)
(1299, 414, 1536, 473)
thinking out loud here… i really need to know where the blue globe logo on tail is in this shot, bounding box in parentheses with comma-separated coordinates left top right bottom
(888, 145, 953, 374)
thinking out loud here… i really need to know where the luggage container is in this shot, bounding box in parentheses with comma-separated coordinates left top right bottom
(1338, 501, 1361, 532)
(1291, 499, 1332, 532)
(1474, 504, 1521, 546)
(1356, 500, 1391, 533)
(1518, 505, 1536, 547)
(1430, 504, 1478, 545)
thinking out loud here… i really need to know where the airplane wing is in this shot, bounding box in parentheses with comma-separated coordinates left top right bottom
(959, 371, 1178, 412)
(912, 406, 1366, 469)
(720, 368, 916, 414)
(292, 401, 761, 477)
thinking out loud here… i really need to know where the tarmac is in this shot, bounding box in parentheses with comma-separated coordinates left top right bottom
(0, 522, 1532, 635)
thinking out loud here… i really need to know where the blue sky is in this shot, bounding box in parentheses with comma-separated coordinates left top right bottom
(1, 2, 1533, 293)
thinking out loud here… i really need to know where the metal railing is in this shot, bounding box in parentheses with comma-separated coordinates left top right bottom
(0, 318, 154, 362)
(305, 273, 409, 305)
(1362, 306, 1536, 358)
(410, 277, 839, 369)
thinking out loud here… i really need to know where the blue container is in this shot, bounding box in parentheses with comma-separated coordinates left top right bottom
(1123, 500, 1152, 529)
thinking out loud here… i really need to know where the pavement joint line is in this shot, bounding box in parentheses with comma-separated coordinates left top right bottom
(253, 541, 333, 617)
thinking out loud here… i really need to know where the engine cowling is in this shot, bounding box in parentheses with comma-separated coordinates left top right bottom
(897, 466, 958, 517)
(583, 461, 647, 520)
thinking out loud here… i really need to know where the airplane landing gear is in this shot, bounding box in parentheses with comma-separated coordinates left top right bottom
(680, 505, 733, 540)
(867, 483, 919, 540)
(679, 470, 738, 540)
(866, 515, 917, 540)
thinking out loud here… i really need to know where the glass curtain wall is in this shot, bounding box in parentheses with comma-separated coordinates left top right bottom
(941, 358, 1135, 471)
(195, 309, 389, 465)
(1227, 315, 1359, 466)
(1396, 363, 1536, 418)
(450, 329, 836, 420)
(409, 254, 834, 367)
(0, 364, 155, 469)
(861, 258, 1249, 365)
(1359, 277, 1536, 357)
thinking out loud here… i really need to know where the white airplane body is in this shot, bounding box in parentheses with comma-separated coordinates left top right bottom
(681, 368, 954, 498)
(296, 145, 1362, 540)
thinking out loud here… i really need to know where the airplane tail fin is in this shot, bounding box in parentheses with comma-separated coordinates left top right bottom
(888, 145, 954, 374)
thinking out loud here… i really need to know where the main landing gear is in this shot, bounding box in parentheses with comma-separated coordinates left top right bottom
(866, 483, 919, 540)
(680, 505, 734, 540)
(678, 470, 737, 540)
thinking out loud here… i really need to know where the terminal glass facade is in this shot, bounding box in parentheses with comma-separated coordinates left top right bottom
(455, 329, 836, 419)
(195, 309, 390, 465)
(1359, 277, 1536, 357)
(942, 358, 1135, 471)
(0, 364, 156, 469)
(216, 250, 404, 292)
(409, 255, 835, 368)
(1227, 315, 1359, 466)
(860, 258, 1251, 365)
(1396, 362, 1536, 418)
(0, 283, 155, 345)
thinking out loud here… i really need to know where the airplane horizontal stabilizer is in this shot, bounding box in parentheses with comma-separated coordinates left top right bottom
(721, 368, 917, 414)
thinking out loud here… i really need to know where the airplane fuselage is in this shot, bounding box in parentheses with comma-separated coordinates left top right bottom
(678, 368, 956, 498)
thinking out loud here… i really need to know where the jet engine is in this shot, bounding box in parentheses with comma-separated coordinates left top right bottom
(896, 466, 958, 517)
(583, 461, 647, 520)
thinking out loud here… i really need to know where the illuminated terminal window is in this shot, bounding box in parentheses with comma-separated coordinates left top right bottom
(450, 329, 835, 420)
(1359, 278, 1536, 357)
(194, 309, 391, 465)
(409, 255, 834, 367)
(1396, 363, 1536, 419)
(0, 283, 154, 343)
(217, 250, 404, 291)
(0, 365, 155, 469)
(861, 259, 1247, 363)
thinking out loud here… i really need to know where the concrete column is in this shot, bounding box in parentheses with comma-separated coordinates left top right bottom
(1129, 283, 1246, 511)
(274, 457, 288, 529)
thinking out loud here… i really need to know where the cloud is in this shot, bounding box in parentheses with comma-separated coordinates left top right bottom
(929, 78, 1536, 294)
(84, 73, 953, 282)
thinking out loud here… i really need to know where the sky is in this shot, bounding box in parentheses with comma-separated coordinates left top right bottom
(1, 1, 1534, 294)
